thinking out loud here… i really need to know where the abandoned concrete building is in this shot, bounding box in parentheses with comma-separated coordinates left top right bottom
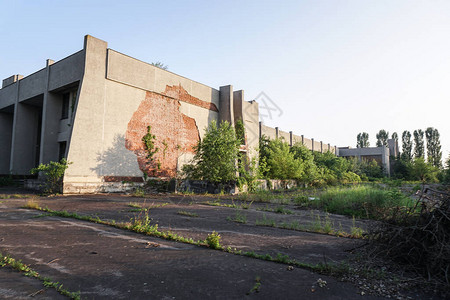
(1, 35, 353, 193)
(338, 139, 399, 175)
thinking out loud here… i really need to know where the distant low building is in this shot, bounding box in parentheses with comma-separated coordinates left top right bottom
(337, 139, 399, 176)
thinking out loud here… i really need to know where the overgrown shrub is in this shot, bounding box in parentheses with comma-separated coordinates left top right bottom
(183, 120, 239, 184)
(368, 188, 450, 289)
(30, 159, 71, 194)
(315, 186, 413, 219)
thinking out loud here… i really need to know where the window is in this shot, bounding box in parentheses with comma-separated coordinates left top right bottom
(58, 142, 67, 161)
(61, 93, 70, 119)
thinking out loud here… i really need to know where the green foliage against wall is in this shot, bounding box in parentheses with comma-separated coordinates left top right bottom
(183, 120, 240, 184)
(31, 159, 71, 194)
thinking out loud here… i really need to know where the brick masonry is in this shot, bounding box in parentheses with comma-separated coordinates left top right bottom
(125, 86, 201, 177)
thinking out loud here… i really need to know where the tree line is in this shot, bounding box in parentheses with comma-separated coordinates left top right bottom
(357, 127, 442, 168)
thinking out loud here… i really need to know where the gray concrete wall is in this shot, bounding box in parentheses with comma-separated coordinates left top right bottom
(260, 124, 277, 140)
(0, 112, 13, 174)
(18, 69, 46, 102)
(278, 129, 290, 144)
(10, 102, 41, 174)
(48, 51, 84, 91)
(219, 85, 234, 125)
(0, 84, 18, 109)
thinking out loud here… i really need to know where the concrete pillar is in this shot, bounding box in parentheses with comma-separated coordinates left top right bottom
(320, 141, 323, 153)
(233, 90, 243, 123)
(311, 138, 314, 151)
(328, 143, 330, 152)
(40, 92, 62, 164)
(0, 112, 13, 174)
(301, 135, 304, 145)
(39, 59, 61, 164)
(219, 85, 234, 126)
(11, 102, 41, 174)
(259, 121, 262, 138)
(275, 127, 279, 139)
(289, 131, 293, 146)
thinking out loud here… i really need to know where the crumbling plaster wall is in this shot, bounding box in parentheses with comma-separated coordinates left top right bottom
(64, 36, 220, 193)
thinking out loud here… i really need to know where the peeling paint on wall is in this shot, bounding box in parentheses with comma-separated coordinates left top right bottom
(125, 88, 200, 177)
(164, 84, 219, 112)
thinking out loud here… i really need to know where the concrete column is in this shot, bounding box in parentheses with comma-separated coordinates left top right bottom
(40, 92, 62, 164)
(11, 102, 41, 174)
(219, 85, 234, 126)
(275, 127, 279, 139)
(259, 121, 262, 138)
(233, 90, 243, 124)
(39, 59, 61, 164)
(0, 112, 13, 174)
(301, 135, 304, 145)
(320, 141, 323, 153)
(311, 138, 314, 151)
(289, 131, 293, 146)
(328, 143, 330, 152)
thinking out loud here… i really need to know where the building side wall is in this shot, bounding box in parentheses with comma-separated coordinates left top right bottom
(0, 112, 13, 174)
(64, 36, 220, 193)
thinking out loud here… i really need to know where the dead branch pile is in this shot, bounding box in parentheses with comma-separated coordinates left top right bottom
(368, 187, 450, 286)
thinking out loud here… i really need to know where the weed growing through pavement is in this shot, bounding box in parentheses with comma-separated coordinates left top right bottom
(177, 210, 199, 217)
(227, 210, 247, 224)
(255, 213, 276, 227)
(0, 253, 80, 299)
(247, 276, 261, 295)
(205, 231, 222, 249)
(25, 199, 40, 209)
(22, 204, 363, 283)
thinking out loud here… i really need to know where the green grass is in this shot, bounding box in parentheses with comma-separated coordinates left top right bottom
(0, 253, 80, 299)
(177, 210, 199, 217)
(227, 210, 247, 224)
(298, 186, 414, 220)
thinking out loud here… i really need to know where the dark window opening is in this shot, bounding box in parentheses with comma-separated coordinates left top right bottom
(59, 142, 67, 161)
(61, 93, 70, 119)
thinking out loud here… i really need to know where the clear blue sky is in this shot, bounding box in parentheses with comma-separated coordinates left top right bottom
(1, 0, 449, 162)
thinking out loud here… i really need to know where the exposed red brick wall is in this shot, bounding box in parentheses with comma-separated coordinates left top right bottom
(164, 84, 219, 112)
(125, 88, 200, 177)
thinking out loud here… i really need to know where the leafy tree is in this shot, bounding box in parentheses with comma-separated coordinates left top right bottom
(356, 132, 370, 148)
(409, 157, 439, 182)
(401, 130, 413, 161)
(425, 127, 442, 168)
(413, 129, 425, 159)
(290, 143, 318, 184)
(263, 139, 304, 180)
(376, 129, 389, 147)
(151, 62, 168, 70)
(391, 132, 398, 143)
(183, 120, 239, 184)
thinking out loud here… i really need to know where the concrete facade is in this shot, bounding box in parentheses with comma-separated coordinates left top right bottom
(1, 35, 344, 193)
(337, 140, 397, 176)
(0, 35, 264, 193)
(259, 123, 337, 154)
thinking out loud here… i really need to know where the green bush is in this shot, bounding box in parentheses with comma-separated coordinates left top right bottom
(30, 159, 71, 194)
(183, 120, 240, 184)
